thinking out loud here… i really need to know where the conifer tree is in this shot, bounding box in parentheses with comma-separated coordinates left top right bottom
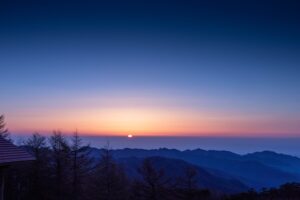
(0, 115, 10, 140)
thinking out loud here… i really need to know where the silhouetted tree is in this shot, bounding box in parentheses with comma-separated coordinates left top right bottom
(179, 166, 199, 200)
(71, 130, 81, 200)
(49, 131, 71, 200)
(136, 158, 170, 200)
(0, 115, 10, 140)
(90, 144, 128, 200)
(70, 131, 93, 200)
(4, 133, 50, 200)
(25, 133, 52, 200)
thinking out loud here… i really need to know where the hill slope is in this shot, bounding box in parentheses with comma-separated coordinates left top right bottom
(88, 148, 300, 190)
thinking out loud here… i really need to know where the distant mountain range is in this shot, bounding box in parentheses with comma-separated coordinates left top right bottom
(88, 148, 300, 193)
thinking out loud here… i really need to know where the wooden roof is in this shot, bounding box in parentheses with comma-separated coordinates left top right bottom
(0, 136, 35, 166)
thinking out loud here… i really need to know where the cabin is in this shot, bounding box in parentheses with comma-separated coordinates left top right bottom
(0, 136, 35, 200)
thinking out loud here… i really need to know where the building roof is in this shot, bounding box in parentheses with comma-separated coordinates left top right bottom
(0, 136, 35, 166)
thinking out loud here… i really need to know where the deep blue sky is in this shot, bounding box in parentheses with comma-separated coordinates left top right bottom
(0, 0, 300, 136)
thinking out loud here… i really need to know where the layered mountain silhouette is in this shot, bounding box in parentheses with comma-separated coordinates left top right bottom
(88, 148, 300, 192)
(118, 156, 248, 193)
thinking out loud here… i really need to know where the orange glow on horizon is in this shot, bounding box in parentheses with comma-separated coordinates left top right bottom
(6, 104, 300, 137)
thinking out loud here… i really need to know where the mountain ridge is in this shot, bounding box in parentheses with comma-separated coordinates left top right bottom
(88, 147, 300, 190)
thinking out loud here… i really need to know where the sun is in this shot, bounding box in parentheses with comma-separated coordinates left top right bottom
(127, 134, 133, 138)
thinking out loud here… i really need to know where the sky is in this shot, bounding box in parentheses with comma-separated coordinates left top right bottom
(0, 0, 300, 137)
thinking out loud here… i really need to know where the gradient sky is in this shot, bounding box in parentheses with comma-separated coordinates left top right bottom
(0, 0, 300, 136)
